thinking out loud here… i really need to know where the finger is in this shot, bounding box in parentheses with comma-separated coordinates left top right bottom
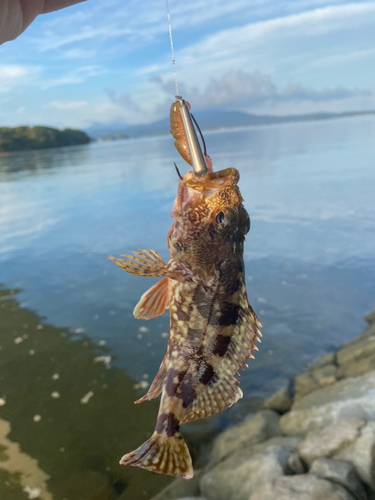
(42, 0, 87, 15)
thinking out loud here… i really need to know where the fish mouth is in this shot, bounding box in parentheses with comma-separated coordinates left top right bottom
(171, 167, 240, 218)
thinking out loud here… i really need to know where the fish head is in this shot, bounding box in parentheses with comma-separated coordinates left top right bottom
(168, 168, 250, 279)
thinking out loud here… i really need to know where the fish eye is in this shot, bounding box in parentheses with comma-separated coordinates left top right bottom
(213, 207, 236, 231)
(216, 211, 225, 225)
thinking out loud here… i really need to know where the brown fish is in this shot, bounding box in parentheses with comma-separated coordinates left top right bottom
(109, 174, 261, 478)
(109, 103, 261, 479)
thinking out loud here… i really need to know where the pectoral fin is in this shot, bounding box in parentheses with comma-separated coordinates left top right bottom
(109, 248, 166, 277)
(134, 277, 171, 319)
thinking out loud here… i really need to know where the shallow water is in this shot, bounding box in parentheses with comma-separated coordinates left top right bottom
(0, 116, 375, 498)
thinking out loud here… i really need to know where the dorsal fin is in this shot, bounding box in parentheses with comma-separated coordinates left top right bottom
(181, 285, 261, 423)
(134, 277, 171, 319)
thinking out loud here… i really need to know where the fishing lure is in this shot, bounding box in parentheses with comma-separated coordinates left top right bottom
(109, 98, 261, 478)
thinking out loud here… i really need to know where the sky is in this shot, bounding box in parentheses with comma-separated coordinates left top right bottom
(0, 0, 375, 129)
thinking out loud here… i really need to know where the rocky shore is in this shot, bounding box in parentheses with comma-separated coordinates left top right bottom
(152, 309, 375, 500)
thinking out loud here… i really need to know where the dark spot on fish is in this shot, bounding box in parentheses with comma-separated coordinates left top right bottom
(180, 378, 196, 408)
(212, 334, 231, 357)
(165, 368, 187, 397)
(155, 412, 180, 436)
(220, 259, 243, 291)
(223, 276, 241, 295)
(218, 303, 240, 326)
(177, 308, 190, 321)
(194, 286, 211, 319)
(165, 368, 196, 408)
(187, 327, 202, 342)
(199, 363, 215, 386)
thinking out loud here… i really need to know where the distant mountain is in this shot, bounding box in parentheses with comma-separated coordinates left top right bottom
(85, 109, 375, 140)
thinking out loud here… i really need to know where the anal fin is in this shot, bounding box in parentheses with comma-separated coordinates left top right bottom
(134, 277, 170, 319)
(135, 353, 168, 404)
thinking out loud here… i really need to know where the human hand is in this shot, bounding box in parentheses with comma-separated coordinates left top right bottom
(0, 0, 86, 45)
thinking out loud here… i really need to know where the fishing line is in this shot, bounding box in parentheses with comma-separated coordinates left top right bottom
(165, 0, 179, 97)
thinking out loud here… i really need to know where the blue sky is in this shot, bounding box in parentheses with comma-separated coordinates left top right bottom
(1, 0, 375, 128)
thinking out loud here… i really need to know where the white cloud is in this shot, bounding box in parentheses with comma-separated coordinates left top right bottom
(61, 48, 97, 59)
(32, 0, 364, 56)
(138, 2, 375, 85)
(41, 66, 106, 89)
(0, 64, 40, 93)
(300, 47, 375, 69)
(153, 70, 373, 111)
(46, 101, 88, 110)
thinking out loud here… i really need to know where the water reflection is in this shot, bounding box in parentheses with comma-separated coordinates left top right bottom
(0, 146, 91, 180)
(0, 286, 171, 499)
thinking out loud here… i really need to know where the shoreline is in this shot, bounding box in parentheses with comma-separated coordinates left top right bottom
(153, 308, 375, 500)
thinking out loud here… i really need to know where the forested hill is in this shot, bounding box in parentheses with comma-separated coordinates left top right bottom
(0, 126, 91, 152)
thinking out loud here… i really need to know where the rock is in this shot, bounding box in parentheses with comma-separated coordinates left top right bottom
(310, 458, 367, 500)
(298, 418, 365, 466)
(151, 471, 202, 500)
(200, 437, 300, 500)
(280, 371, 375, 436)
(336, 332, 375, 378)
(175, 498, 208, 500)
(210, 410, 282, 463)
(309, 352, 336, 371)
(287, 450, 306, 474)
(249, 474, 356, 500)
(294, 371, 320, 399)
(337, 335, 375, 367)
(294, 364, 338, 399)
(263, 387, 293, 414)
(365, 309, 375, 324)
(335, 421, 375, 491)
(338, 352, 375, 378)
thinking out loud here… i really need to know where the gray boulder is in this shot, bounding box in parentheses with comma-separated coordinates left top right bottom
(200, 437, 300, 500)
(337, 335, 375, 366)
(335, 421, 375, 491)
(310, 458, 367, 500)
(294, 361, 338, 400)
(365, 309, 375, 324)
(280, 371, 375, 436)
(309, 352, 336, 371)
(210, 410, 282, 463)
(263, 387, 293, 414)
(298, 418, 366, 466)
(174, 498, 208, 500)
(287, 450, 306, 474)
(337, 334, 375, 378)
(338, 352, 375, 378)
(294, 371, 320, 400)
(249, 474, 356, 500)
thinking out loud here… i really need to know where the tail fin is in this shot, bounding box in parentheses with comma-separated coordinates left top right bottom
(120, 432, 193, 479)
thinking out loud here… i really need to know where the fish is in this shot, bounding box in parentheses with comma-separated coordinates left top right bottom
(109, 100, 261, 479)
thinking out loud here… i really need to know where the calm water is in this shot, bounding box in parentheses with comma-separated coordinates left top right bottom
(1, 116, 375, 499)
